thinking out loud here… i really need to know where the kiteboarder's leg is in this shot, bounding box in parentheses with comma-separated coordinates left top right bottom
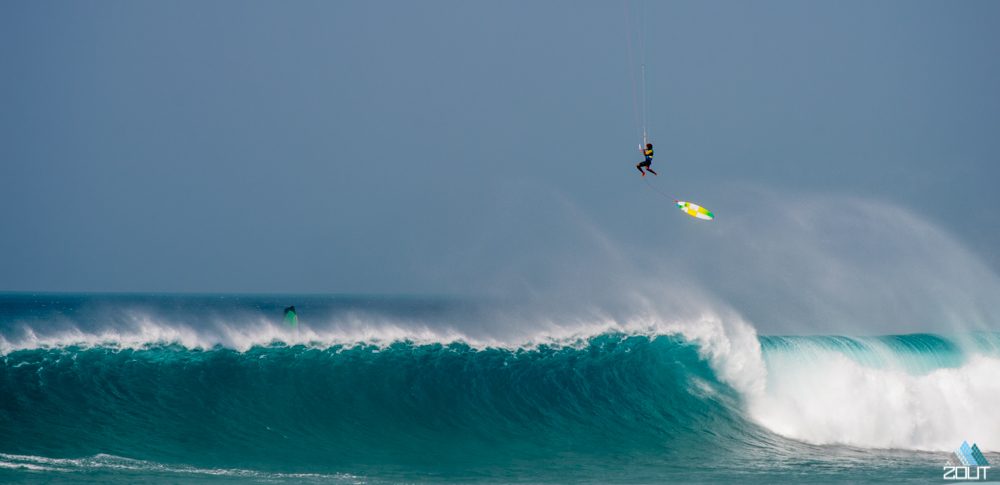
(636, 163, 646, 176)
(647, 168, 657, 176)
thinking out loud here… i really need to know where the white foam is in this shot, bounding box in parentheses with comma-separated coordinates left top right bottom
(748, 348, 1000, 452)
(0, 453, 357, 479)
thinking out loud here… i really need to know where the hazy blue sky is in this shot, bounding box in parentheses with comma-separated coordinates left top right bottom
(2, 1, 999, 321)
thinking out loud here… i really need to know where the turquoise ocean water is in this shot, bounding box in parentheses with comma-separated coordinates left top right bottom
(1, 294, 997, 483)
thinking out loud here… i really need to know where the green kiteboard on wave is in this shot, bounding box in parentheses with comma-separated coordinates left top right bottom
(283, 306, 297, 328)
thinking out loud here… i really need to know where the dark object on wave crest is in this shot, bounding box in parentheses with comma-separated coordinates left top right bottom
(282, 306, 297, 328)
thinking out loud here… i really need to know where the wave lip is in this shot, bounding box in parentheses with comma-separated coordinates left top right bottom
(0, 297, 768, 401)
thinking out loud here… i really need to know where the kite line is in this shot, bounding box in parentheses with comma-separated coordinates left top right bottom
(624, 0, 643, 150)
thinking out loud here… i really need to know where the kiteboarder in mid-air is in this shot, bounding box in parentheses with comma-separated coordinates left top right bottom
(637, 143, 656, 177)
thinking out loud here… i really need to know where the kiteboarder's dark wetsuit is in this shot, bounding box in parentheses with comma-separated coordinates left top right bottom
(637, 147, 657, 177)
